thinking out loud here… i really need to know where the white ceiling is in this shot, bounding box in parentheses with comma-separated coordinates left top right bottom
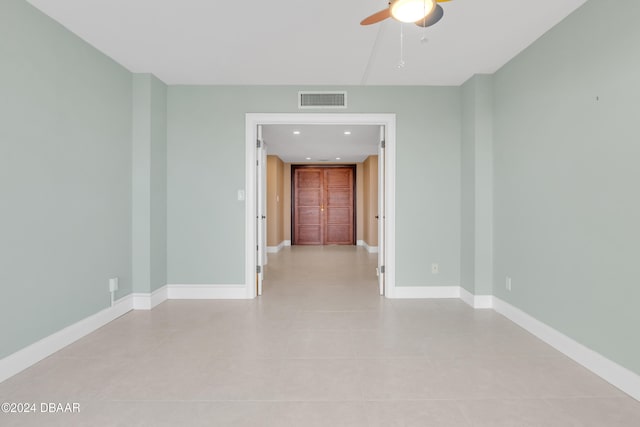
(25, 0, 587, 86)
(263, 125, 380, 163)
(25, 0, 588, 161)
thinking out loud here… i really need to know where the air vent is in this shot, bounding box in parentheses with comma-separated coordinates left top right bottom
(298, 91, 347, 109)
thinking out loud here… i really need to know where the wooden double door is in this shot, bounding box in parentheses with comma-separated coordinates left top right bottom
(293, 166, 355, 245)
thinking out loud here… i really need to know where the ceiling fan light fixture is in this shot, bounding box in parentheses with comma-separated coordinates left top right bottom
(390, 0, 436, 23)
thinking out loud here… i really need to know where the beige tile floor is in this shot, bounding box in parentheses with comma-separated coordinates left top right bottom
(1, 245, 639, 426)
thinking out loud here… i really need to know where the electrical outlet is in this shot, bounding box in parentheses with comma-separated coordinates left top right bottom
(109, 278, 119, 293)
(431, 263, 439, 274)
(506, 276, 512, 291)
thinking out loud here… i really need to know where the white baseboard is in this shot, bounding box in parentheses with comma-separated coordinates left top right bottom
(284, 240, 291, 247)
(132, 286, 168, 310)
(392, 285, 461, 299)
(4, 285, 638, 403)
(357, 240, 379, 253)
(473, 295, 494, 309)
(460, 286, 474, 307)
(267, 241, 287, 253)
(460, 287, 494, 309)
(150, 286, 169, 307)
(364, 243, 378, 253)
(493, 297, 640, 402)
(0, 295, 133, 383)
(166, 284, 247, 299)
(135, 284, 248, 303)
(1, 283, 246, 383)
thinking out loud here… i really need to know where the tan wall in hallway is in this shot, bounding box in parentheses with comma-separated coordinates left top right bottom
(363, 155, 378, 246)
(356, 163, 364, 242)
(266, 155, 285, 246)
(278, 159, 285, 244)
(284, 163, 291, 242)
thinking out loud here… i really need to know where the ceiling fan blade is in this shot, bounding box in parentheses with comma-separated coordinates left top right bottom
(360, 8, 391, 26)
(415, 4, 444, 27)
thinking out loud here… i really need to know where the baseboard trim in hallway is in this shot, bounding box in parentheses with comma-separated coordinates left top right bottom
(356, 240, 378, 253)
(267, 240, 290, 253)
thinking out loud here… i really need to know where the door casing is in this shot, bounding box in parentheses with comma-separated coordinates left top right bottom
(245, 113, 396, 299)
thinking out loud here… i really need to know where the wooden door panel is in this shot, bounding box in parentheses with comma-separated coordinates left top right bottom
(294, 168, 322, 245)
(298, 170, 322, 187)
(325, 169, 351, 187)
(326, 207, 350, 224)
(299, 207, 321, 223)
(298, 189, 322, 206)
(294, 166, 354, 245)
(327, 189, 351, 206)
(298, 226, 322, 244)
(326, 225, 351, 244)
(323, 168, 353, 245)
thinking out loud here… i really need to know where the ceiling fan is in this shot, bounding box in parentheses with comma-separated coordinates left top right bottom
(361, 0, 451, 28)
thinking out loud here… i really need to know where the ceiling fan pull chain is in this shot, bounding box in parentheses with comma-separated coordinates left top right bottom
(421, 25, 429, 44)
(397, 24, 406, 69)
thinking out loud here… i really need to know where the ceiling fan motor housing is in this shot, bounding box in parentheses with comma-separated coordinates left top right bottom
(390, 0, 436, 23)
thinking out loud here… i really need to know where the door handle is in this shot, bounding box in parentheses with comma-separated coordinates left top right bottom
(321, 203, 324, 212)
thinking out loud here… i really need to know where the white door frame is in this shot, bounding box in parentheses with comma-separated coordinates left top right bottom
(377, 125, 386, 296)
(244, 113, 396, 299)
(256, 125, 267, 296)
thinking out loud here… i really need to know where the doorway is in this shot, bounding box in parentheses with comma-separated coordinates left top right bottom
(292, 165, 356, 246)
(245, 113, 396, 299)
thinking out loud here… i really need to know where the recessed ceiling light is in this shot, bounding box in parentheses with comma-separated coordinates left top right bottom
(305, 157, 311, 160)
(344, 131, 351, 135)
(336, 157, 341, 160)
(293, 131, 301, 135)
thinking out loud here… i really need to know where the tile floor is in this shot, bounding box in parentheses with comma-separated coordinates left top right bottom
(1, 246, 639, 426)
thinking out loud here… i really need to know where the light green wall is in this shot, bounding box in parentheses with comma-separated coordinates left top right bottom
(150, 76, 168, 292)
(461, 75, 494, 296)
(132, 75, 152, 293)
(167, 86, 462, 286)
(132, 74, 167, 293)
(0, 0, 132, 357)
(461, 79, 477, 294)
(493, 0, 640, 374)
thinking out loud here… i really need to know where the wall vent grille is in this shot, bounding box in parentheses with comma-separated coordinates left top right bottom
(298, 91, 347, 109)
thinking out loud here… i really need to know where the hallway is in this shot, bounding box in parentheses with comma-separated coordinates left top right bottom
(262, 245, 380, 310)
